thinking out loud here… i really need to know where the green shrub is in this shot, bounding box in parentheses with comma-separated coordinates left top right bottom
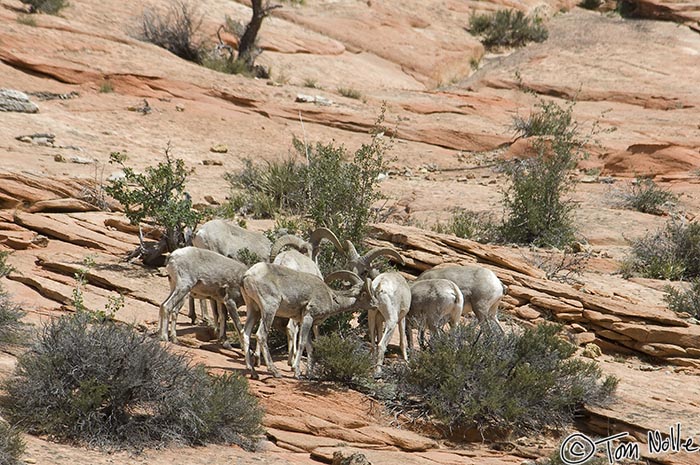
(579, 0, 603, 9)
(500, 100, 587, 248)
(2, 313, 262, 450)
(0, 422, 24, 465)
(98, 81, 114, 93)
(432, 210, 500, 243)
(397, 323, 617, 436)
(140, 0, 203, 63)
(20, 0, 66, 14)
(201, 55, 251, 76)
(16, 14, 37, 26)
(621, 219, 700, 280)
(311, 332, 373, 385)
(664, 279, 700, 319)
(224, 157, 307, 219)
(468, 9, 548, 50)
(225, 107, 391, 246)
(0, 252, 26, 346)
(616, 177, 676, 215)
(337, 87, 363, 100)
(105, 147, 201, 255)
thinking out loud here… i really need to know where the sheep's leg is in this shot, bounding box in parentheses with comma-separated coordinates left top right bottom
(241, 300, 261, 380)
(398, 317, 408, 362)
(293, 313, 314, 379)
(201, 298, 215, 327)
(224, 297, 243, 344)
(159, 286, 189, 342)
(286, 319, 298, 367)
(487, 300, 505, 334)
(257, 310, 280, 378)
(376, 314, 398, 376)
(367, 309, 377, 355)
(188, 296, 196, 324)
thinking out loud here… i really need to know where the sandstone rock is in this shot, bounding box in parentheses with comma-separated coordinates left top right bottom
(0, 88, 38, 113)
(27, 198, 98, 213)
(14, 212, 132, 254)
(571, 332, 596, 346)
(355, 425, 437, 452)
(209, 144, 228, 153)
(515, 305, 541, 320)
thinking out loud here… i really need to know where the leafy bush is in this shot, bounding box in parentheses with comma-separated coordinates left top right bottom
(500, 100, 588, 248)
(615, 177, 676, 215)
(579, 0, 603, 9)
(2, 313, 262, 450)
(0, 422, 24, 465)
(311, 333, 373, 385)
(105, 147, 201, 256)
(201, 55, 251, 76)
(140, 0, 203, 63)
(432, 210, 500, 243)
(0, 252, 26, 346)
(621, 219, 700, 280)
(226, 107, 391, 245)
(337, 87, 363, 100)
(20, 0, 66, 14)
(664, 279, 700, 319)
(468, 9, 548, 50)
(396, 323, 617, 436)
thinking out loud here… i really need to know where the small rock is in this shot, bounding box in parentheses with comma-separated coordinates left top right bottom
(572, 332, 596, 346)
(16, 133, 55, 146)
(582, 343, 602, 359)
(295, 94, 334, 106)
(202, 159, 223, 166)
(210, 144, 228, 154)
(31, 235, 49, 247)
(53, 154, 65, 162)
(516, 305, 541, 320)
(376, 173, 388, 182)
(639, 365, 662, 372)
(0, 88, 38, 113)
(599, 176, 616, 184)
(175, 104, 185, 112)
(579, 175, 598, 183)
(24, 459, 37, 464)
(204, 195, 219, 205)
(68, 156, 94, 164)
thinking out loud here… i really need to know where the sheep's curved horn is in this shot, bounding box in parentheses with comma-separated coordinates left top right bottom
(345, 240, 361, 260)
(308, 227, 344, 261)
(361, 247, 405, 267)
(269, 235, 311, 261)
(365, 277, 373, 297)
(325, 270, 362, 287)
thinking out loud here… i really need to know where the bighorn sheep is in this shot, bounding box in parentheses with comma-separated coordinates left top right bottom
(416, 265, 506, 333)
(192, 218, 272, 260)
(406, 278, 464, 348)
(240, 263, 371, 379)
(269, 228, 345, 364)
(187, 219, 272, 331)
(367, 272, 411, 375)
(159, 247, 248, 343)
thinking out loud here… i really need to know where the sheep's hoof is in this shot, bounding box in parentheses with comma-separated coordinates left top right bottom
(249, 370, 259, 380)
